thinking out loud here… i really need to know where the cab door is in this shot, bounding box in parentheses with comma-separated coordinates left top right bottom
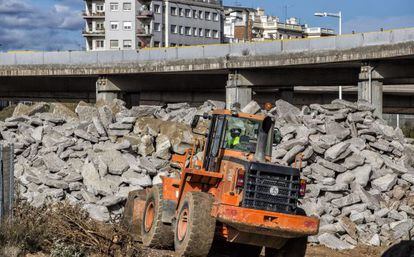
(203, 114, 226, 172)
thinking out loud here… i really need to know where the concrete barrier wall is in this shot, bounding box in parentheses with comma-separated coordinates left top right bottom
(0, 28, 414, 66)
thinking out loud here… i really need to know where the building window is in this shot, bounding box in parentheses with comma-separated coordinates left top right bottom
(110, 40, 119, 49)
(123, 3, 131, 11)
(96, 5, 104, 12)
(185, 9, 191, 18)
(193, 10, 197, 19)
(193, 27, 198, 36)
(95, 40, 104, 48)
(154, 23, 161, 32)
(96, 22, 104, 30)
(123, 21, 132, 30)
(205, 29, 211, 37)
(185, 27, 191, 36)
(123, 40, 132, 49)
(199, 10, 203, 20)
(171, 7, 177, 16)
(213, 30, 219, 38)
(179, 26, 184, 35)
(179, 8, 184, 17)
(170, 43, 176, 47)
(154, 41, 160, 47)
(205, 12, 211, 20)
(199, 28, 204, 37)
(213, 13, 219, 21)
(171, 25, 178, 34)
(110, 3, 119, 11)
(154, 4, 161, 13)
(110, 21, 119, 30)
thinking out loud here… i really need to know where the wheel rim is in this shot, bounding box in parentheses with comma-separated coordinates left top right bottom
(144, 202, 155, 233)
(177, 208, 189, 242)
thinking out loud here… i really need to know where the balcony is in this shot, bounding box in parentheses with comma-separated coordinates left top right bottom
(82, 29, 105, 37)
(137, 10, 154, 19)
(137, 28, 152, 37)
(83, 11, 105, 18)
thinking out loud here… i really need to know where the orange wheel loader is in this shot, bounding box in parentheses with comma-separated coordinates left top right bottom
(122, 108, 320, 257)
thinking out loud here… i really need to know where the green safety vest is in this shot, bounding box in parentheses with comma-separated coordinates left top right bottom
(229, 136, 240, 147)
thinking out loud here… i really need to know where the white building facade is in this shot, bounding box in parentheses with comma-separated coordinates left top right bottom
(223, 7, 335, 43)
(83, 0, 224, 51)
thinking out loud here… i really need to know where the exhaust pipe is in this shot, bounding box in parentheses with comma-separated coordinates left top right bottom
(255, 116, 273, 162)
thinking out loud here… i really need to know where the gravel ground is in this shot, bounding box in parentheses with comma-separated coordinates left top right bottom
(306, 245, 387, 257)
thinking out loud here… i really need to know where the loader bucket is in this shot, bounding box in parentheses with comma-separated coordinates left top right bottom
(121, 189, 148, 242)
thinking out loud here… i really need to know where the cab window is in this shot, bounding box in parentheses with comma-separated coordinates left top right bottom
(224, 116, 260, 153)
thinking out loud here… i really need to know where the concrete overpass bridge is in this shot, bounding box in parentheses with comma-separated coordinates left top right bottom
(1, 28, 414, 114)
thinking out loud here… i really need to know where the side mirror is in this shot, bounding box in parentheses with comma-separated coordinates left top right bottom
(273, 128, 282, 145)
(191, 115, 200, 129)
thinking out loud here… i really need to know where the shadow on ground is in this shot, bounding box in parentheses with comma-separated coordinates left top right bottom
(382, 241, 414, 257)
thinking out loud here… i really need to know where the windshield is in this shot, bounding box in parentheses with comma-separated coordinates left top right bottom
(224, 116, 261, 153)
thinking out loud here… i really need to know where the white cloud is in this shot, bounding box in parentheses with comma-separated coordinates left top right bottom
(0, 0, 83, 51)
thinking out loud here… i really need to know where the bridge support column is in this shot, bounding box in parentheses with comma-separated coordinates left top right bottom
(96, 77, 121, 103)
(358, 64, 384, 117)
(226, 72, 252, 109)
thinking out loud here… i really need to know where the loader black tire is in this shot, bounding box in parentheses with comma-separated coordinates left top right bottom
(141, 185, 174, 249)
(174, 192, 216, 257)
(265, 208, 308, 257)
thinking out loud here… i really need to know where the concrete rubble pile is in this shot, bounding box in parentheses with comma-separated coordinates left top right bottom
(6, 100, 224, 222)
(267, 99, 414, 249)
(3, 97, 414, 249)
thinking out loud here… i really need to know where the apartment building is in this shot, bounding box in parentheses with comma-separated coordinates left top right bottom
(83, 1, 106, 51)
(83, 0, 224, 51)
(223, 6, 255, 43)
(224, 6, 335, 43)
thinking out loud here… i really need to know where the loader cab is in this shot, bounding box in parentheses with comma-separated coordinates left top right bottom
(192, 110, 278, 172)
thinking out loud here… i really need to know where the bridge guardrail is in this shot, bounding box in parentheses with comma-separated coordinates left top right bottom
(0, 28, 413, 66)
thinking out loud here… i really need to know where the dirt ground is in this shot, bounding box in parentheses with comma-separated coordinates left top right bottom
(306, 245, 387, 257)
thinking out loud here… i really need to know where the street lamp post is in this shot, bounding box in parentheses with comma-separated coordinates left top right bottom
(315, 11, 343, 99)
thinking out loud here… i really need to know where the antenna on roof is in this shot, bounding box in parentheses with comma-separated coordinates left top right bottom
(282, 4, 294, 22)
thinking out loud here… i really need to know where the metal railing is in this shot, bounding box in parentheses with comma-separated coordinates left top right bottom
(82, 11, 105, 17)
(253, 22, 303, 32)
(82, 29, 105, 35)
(137, 10, 154, 17)
(0, 144, 14, 221)
(137, 28, 153, 36)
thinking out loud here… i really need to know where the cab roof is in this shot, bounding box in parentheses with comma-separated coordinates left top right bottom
(212, 109, 266, 121)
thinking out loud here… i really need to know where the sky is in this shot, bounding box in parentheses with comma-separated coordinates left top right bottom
(0, 0, 413, 51)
